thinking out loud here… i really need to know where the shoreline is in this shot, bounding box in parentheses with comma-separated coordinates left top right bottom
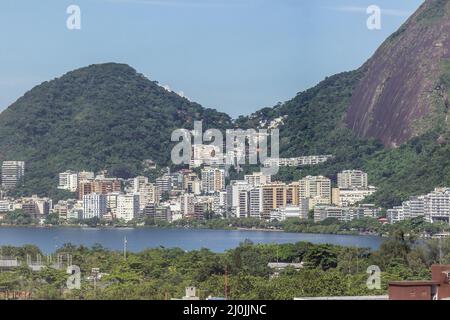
(0, 223, 383, 237)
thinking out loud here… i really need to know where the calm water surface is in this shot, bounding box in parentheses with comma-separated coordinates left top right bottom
(0, 227, 384, 254)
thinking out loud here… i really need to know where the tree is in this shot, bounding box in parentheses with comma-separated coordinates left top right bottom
(3, 209, 32, 225)
(45, 212, 60, 225)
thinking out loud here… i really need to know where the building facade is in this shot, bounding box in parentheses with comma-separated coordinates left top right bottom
(83, 193, 107, 219)
(1, 161, 25, 189)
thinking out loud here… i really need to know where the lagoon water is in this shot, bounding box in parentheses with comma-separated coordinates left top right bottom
(0, 227, 384, 254)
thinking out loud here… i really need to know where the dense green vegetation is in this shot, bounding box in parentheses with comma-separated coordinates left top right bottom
(0, 63, 231, 197)
(1, 230, 448, 300)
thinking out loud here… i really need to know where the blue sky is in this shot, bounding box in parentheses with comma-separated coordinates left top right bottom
(0, 0, 423, 117)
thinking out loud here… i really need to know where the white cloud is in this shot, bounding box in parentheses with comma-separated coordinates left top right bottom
(161, 84, 171, 91)
(328, 6, 412, 17)
(159, 83, 190, 100)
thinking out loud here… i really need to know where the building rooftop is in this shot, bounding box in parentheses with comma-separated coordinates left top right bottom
(295, 296, 389, 300)
(389, 280, 440, 287)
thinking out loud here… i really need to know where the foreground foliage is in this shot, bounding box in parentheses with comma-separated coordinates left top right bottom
(0, 230, 447, 300)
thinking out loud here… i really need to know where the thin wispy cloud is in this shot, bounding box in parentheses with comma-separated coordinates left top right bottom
(160, 83, 191, 100)
(328, 6, 412, 17)
(101, 0, 248, 8)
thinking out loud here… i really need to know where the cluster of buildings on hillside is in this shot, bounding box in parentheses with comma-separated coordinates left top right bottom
(263, 155, 333, 168)
(0, 156, 381, 225)
(188, 142, 333, 169)
(387, 188, 450, 224)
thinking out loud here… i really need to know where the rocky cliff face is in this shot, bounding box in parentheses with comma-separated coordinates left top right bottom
(346, 0, 450, 147)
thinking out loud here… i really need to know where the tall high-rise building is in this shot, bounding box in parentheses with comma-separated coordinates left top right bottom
(58, 171, 79, 192)
(79, 181, 93, 200)
(116, 194, 139, 222)
(83, 193, 107, 219)
(212, 191, 227, 217)
(201, 168, 225, 194)
(249, 188, 263, 219)
(261, 183, 288, 219)
(156, 175, 172, 193)
(1, 161, 25, 189)
(181, 193, 196, 217)
(238, 190, 249, 218)
(287, 182, 300, 206)
(137, 183, 160, 209)
(299, 176, 331, 209)
(226, 180, 250, 217)
(337, 170, 368, 189)
(186, 178, 201, 195)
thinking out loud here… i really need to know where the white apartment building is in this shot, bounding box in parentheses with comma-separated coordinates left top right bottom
(83, 193, 107, 219)
(387, 188, 450, 224)
(1, 161, 25, 189)
(244, 172, 272, 187)
(334, 186, 377, 207)
(263, 155, 333, 168)
(201, 168, 225, 194)
(0, 200, 13, 212)
(190, 144, 223, 168)
(58, 171, 79, 192)
(226, 181, 250, 217)
(212, 191, 227, 216)
(249, 188, 263, 219)
(314, 204, 379, 223)
(181, 193, 196, 216)
(299, 175, 331, 209)
(424, 188, 450, 223)
(78, 171, 95, 182)
(387, 206, 407, 224)
(337, 170, 368, 189)
(270, 205, 308, 222)
(116, 194, 140, 222)
(106, 192, 121, 217)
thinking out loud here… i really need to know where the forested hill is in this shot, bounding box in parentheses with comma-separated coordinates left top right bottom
(0, 63, 231, 196)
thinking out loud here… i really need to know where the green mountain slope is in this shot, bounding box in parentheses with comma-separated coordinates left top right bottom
(0, 63, 231, 196)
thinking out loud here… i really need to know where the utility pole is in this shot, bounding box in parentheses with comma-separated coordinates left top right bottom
(224, 265, 228, 300)
(92, 268, 99, 299)
(356, 252, 359, 274)
(123, 236, 127, 261)
(276, 247, 279, 263)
